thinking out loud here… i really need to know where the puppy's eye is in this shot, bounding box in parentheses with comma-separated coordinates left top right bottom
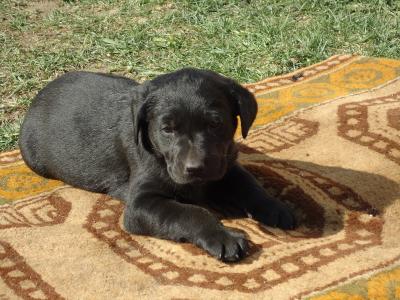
(161, 126, 175, 134)
(208, 119, 222, 129)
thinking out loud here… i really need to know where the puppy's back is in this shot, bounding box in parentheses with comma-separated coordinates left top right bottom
(19, 71, 138, 191)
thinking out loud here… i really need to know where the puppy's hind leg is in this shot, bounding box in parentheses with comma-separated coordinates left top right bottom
(108, 182, 130, 202)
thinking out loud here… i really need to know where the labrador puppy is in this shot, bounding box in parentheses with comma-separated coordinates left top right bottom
(19, 69, 295, 262)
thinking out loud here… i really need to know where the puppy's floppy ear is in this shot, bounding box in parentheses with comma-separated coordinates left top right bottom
(131, 84, 154, 153)
(228, 82, 258, 139)
(205, 70, 257, 138)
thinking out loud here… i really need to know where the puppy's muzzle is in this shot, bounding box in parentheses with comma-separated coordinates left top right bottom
(184, 159, 206, 177)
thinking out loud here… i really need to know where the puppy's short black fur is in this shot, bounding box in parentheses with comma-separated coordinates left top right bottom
(19, 69, 295, 262)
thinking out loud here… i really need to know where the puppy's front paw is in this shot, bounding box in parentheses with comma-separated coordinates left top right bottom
(251, 199, 296, 230)
(195, 227, 249, 262)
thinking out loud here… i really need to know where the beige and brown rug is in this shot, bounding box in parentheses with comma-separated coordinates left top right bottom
(1, 55, 400, 299)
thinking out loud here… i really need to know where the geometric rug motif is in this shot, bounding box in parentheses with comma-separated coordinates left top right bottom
(0, 240, 64, 300)
(245, 55, 400, 127)
(307, 264, 400, 300)
(237, 117, 319, 154)
(338, 91, 400, 165)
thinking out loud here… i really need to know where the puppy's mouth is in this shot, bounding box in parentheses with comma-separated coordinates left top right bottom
(167, 162, 226, 185)
(168, 169, 210, 185)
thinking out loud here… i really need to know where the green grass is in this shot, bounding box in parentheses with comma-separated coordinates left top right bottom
(1, 0, 399, 151)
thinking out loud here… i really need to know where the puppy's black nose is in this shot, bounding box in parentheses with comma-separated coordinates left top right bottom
(185, 161, 205, 176)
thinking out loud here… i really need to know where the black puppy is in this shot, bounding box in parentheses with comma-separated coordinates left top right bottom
(19, 69, 295, 262)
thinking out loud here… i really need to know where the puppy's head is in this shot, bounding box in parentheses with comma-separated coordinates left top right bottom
(134, 68, 257, 185)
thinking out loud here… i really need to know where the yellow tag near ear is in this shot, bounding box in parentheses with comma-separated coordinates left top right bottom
(234, 118, 242, 139)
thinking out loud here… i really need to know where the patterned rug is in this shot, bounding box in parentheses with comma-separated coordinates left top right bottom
(1, 55, 400, 299)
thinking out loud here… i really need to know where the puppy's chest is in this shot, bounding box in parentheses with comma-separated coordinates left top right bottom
(174, 184, 207, 205)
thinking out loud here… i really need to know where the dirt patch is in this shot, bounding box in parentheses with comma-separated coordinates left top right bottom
(26, 0, 62, 17)
(18, 25, 71, 49)
(154, 2, 176, 11)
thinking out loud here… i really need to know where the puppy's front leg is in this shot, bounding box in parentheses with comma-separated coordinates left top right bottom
(123, 183, 248, 262)
(212, 164, 296, 230)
